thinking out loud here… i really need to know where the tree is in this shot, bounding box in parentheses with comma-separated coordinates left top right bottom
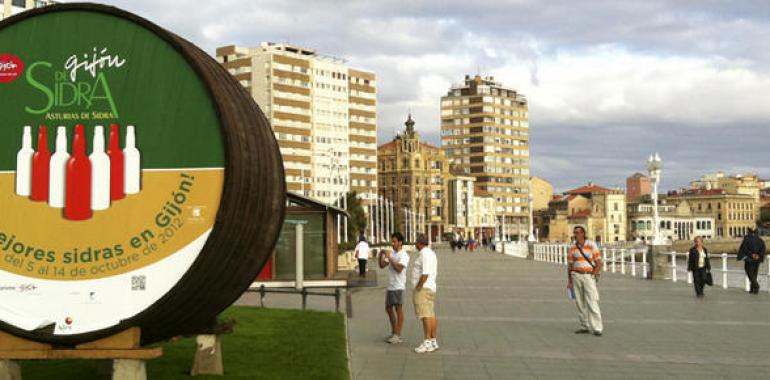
(338, 191, 367, 243)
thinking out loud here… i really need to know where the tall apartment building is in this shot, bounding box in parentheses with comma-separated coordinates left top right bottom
(441, 75, 530, 239)
(2, 0, 56, 19)
(215, 43, 377, 205)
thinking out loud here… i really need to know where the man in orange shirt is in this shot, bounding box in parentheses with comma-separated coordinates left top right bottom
(567, 226, 603, 336)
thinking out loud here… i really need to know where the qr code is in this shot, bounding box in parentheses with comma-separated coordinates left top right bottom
(131, 275, 146, 291)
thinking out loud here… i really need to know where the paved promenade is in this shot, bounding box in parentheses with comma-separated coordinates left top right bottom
(348, 246, 770, 379)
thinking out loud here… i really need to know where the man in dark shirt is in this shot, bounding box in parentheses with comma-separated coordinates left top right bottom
(737, 226, 767, 294)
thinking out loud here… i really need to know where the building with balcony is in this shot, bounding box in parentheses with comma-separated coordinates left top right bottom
(667, 189, 757, 238)
(542, 183, 626, 243)
(447, 174, 475, 236)
(2, 0, 56, 20)
(378, 115, 448, 241)
(627, 198, 715, 242)
(440, 74, 530, 240)
(216, 43, 377, 205)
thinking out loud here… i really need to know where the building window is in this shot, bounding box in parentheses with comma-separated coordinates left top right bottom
(13, 0, 26, 6)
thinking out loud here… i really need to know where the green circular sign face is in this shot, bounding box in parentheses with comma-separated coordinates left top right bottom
(0, 6, 276, 344)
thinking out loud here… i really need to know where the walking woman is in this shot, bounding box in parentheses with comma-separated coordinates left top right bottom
(687, 236, 711, 298)
(355, 233, 370, 278)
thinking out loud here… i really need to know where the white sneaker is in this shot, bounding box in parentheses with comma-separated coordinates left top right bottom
(387, 335, 403, 344)
(430, 339, 439, 351)
(414, 340, 435, 353)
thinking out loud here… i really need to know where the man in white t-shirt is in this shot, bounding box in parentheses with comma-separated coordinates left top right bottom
(354, 233, 370, 277)
(379, 232, 409, 344)
(412, 233, 438, 353)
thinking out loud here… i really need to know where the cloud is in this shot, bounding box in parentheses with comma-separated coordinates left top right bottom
(57, 0, 770, 191)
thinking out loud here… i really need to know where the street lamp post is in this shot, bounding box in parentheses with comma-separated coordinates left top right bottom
(404, 208, 409, 242)
(384, 198, 390, 240)
(646, 153, 664, 245)
(376, 195, 382, 243)
(388, 199, 394, 239)
(369, 203, 374, 242)
(343, 193, 348, 243)
(528, 192, 536, 242)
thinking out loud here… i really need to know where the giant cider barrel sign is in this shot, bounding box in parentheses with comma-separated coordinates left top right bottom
(0, 3, 285, 345)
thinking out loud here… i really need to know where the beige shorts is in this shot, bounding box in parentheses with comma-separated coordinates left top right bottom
(413, 288, 435, 319)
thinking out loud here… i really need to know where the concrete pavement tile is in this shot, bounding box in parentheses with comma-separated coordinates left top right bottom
(344, 246, 770, 380)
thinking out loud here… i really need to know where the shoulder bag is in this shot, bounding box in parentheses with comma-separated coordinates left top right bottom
(575, 243, 596, 269)
(574, 243, 599, 283)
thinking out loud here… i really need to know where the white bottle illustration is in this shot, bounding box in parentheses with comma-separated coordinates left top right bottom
(15, 126, 33, 196)
(124, 125, 141, 194)
(48, 126, 70, 208)
(90, 126, 111, 211)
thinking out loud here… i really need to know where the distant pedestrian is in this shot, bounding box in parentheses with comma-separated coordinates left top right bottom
(738, 226, 767, 294)
(379, 232, 410, 344)
(354, 233, 369, 278)
(412, 234, 439, 353)
(567, 226, 603, 336)
(687, 236, 711, 298)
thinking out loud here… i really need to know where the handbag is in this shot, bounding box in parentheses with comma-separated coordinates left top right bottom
(704, 271, 713, 286)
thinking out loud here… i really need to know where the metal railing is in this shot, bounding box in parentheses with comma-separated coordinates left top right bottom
(532, 243, 770, 293)
(666, 252, 770, 292)
(534, 244, 648, 278)
(496, 241, 529, 258)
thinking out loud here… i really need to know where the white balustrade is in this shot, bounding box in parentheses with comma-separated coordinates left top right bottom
(620, 249, 626, 275)
(602, 250, 608, 271)
(611, 250, 617, 273)
(670, 252, 677, 282)
(721, 254, 728, 289)
(532, 244, 770, 295)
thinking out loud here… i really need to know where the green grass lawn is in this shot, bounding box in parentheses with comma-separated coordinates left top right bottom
(21, 306, 349, 380)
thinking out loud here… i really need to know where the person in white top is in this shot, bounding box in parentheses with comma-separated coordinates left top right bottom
(412, 234, 439, 353)
(354, 233, 370, 278)
(379, 232, 409, 344)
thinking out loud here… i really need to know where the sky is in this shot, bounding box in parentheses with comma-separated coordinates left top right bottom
(61, 0, 770, 192)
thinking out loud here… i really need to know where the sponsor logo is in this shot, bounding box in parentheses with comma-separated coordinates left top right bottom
(0, 284, 38, 292)
(18, 283, 37, 292)
(24, 47, 125, 117)
(0, 54, 24, 83)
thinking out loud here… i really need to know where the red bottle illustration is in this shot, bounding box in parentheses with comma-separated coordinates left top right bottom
(30, 126, 51, 202)
(107, 124, 125, 201)
(64, 124, 92, 221)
